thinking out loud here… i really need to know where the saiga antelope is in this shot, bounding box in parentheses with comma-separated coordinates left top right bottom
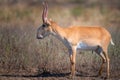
(37, 2, 114, 79)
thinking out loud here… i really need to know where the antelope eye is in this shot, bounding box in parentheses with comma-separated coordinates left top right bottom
(42, 24, 46, 27)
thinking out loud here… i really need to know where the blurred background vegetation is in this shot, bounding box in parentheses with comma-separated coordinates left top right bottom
(0, 0, 120, 79)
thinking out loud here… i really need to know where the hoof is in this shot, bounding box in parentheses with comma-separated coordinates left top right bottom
(66, 74, 75, 79)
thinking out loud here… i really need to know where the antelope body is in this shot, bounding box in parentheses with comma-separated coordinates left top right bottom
(37, 2, 114, 79)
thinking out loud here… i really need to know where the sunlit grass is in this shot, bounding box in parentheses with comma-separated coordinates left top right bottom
(0, 2, 120, 79)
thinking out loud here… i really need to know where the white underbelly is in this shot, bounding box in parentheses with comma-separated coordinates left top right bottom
(76, 41, 98, 51)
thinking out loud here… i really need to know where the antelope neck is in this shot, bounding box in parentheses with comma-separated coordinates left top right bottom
(51, 23, 66, 38)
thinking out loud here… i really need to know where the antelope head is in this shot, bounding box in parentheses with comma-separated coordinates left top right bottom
(37, 2, 53, 39)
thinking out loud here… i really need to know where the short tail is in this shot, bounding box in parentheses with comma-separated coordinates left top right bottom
(111, 39, 115, 46)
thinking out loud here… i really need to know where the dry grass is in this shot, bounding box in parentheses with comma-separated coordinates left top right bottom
(0, 0, 120, 80)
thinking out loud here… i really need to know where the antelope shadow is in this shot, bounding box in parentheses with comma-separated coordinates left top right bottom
(0, 72, 70, 78)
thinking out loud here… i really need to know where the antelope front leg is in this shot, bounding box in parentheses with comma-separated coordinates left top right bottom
(69, 47, 76, 78)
